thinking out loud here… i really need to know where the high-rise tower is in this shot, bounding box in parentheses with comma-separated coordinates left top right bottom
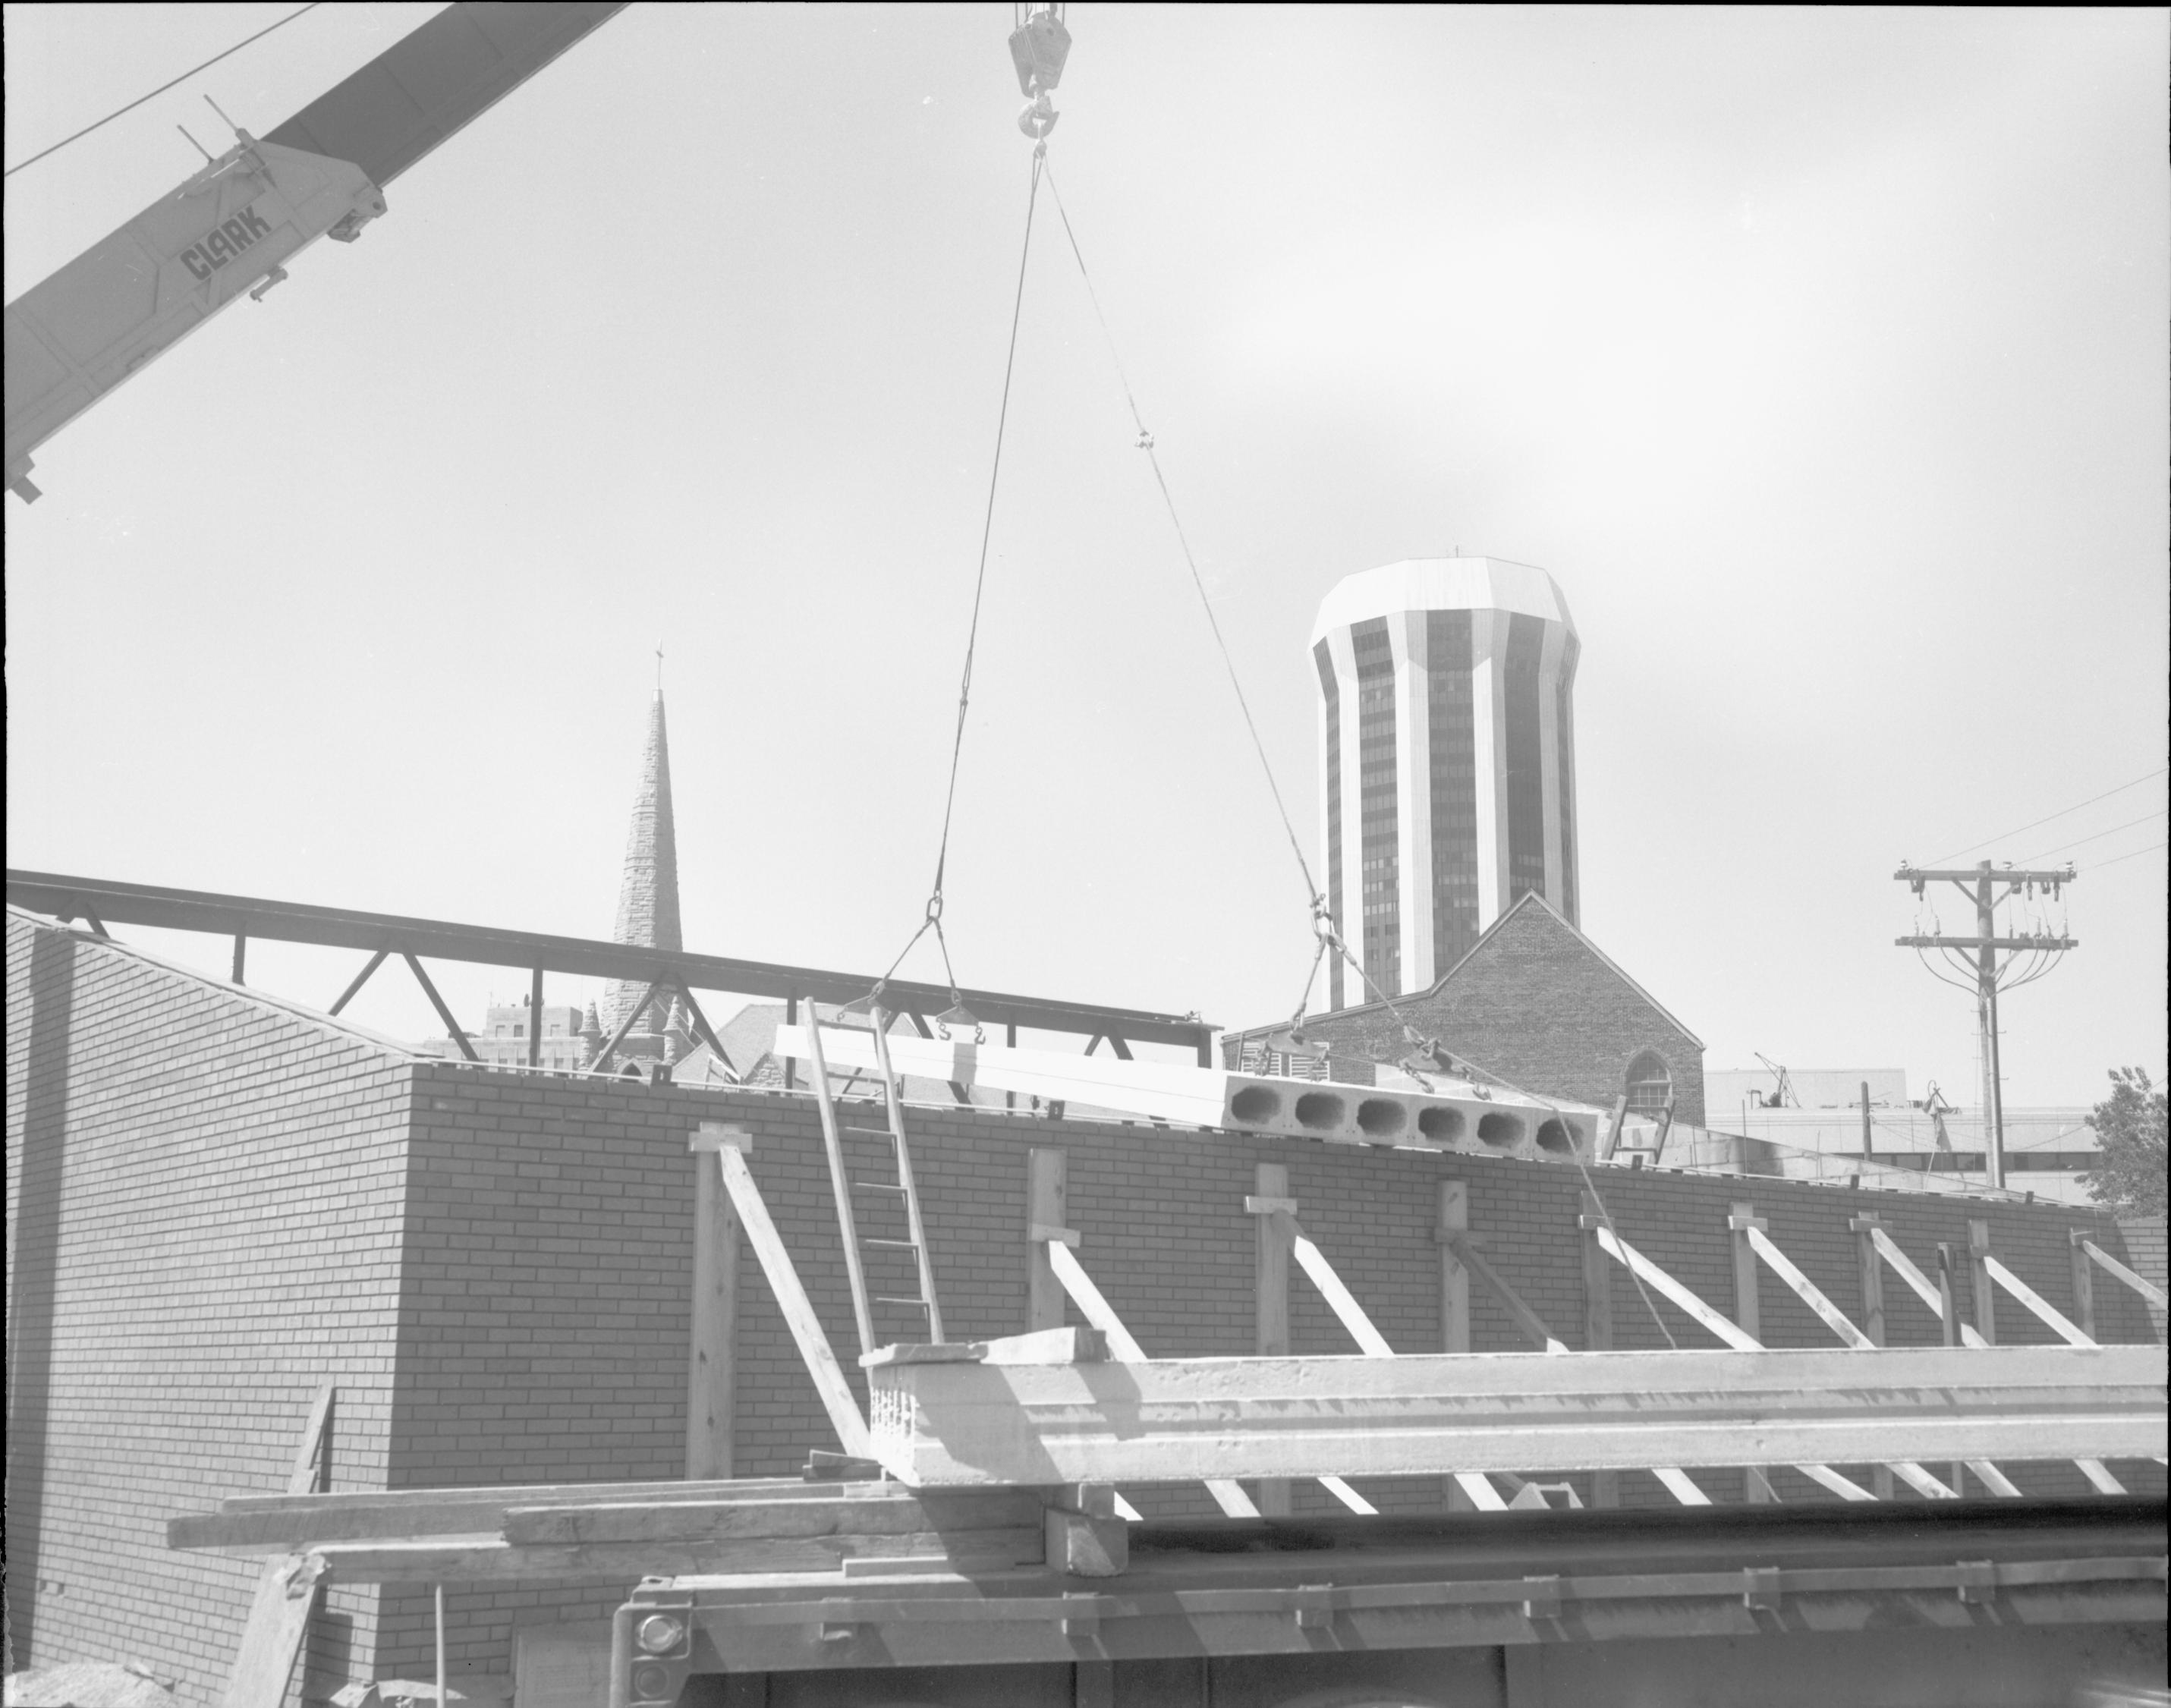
(604, 689, 683, 1039)
(1311, 558, 1580, 1010)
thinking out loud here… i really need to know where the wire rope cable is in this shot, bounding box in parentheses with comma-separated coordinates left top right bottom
(1036, 153, 1681, 1353)
(1041, 162, 1321, 917)
(4, 3, 322, 178)
(875, 144, 1047, 1004)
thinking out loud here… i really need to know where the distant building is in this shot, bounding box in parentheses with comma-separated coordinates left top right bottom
(1312, 557, 1581, 1007)
(417, 1000, 590, 1069)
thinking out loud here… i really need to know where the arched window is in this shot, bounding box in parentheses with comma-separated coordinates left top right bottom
(1625, 1051, 1672, 1116)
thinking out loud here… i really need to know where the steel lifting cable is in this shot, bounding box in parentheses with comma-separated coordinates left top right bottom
(1038, 159, 1679, 1351)
(874, 143, 1048, 1012)
(1041, 164, 1323, 923)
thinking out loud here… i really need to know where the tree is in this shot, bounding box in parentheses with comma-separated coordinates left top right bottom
(2080, 1067, 2167, 1218)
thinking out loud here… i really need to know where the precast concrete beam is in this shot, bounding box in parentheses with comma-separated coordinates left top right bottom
(863, 1342, 2168, 1489)
(776, 1024, 1609, 1160)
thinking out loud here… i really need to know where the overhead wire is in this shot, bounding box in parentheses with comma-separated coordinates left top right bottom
(2084, 838, 2167, 873)
(3, 3, 322, 179)
(1925, 766, 2166, 866)
(2013, 808, 2167, 866)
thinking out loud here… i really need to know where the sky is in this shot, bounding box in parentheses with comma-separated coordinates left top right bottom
(6, 4, 2166, 1110)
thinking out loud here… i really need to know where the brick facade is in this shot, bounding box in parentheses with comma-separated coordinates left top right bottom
(1228, 892, 1707, 1125)
(6, 913, 407, 1702)
(8, 907, 2159, 1702)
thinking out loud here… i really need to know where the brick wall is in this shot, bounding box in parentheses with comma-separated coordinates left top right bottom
(2116, 1215, 2166, 1340)
(11, 914, 2159, 1695)
(5, 912, 409, 1706)
(1235, 896, 1707, 1124)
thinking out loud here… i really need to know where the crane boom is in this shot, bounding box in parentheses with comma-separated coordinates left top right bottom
(5, 2, 627, 503)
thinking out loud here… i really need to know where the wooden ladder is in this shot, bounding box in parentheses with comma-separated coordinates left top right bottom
(804, 1010, 944, 1357)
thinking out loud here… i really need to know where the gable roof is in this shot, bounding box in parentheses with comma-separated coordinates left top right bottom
(1227, 889, 1704, 1050)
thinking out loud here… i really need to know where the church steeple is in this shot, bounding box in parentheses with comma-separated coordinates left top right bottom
(605, 687, 682, 1040)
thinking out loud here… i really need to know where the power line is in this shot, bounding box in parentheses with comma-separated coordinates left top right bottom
(2014, 808, 2166, 865)
(4, 3, 322, 179)
(1927, 766, 2166, 866)
(2085, 838, 2167, 873)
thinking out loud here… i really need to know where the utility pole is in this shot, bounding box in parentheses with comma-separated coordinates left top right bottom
(1893, 861, 2076, 1190)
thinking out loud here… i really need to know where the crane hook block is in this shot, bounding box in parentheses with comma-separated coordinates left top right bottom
(1008, 5, 1072, 99)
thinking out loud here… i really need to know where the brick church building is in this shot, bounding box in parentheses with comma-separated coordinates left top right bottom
(1223, 892, 1707, 1128)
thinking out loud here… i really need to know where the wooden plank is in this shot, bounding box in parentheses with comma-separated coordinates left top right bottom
(502, 1489, 1042, 1546)
(801, 1014, 875, 1361)
(1871, 1227, 1990, 1348)
(1451, 1238, 1569, 1355)
(1650, 1467, 1712, 1506)
(171, 1477, 855, 1553)
(220, 1382, 335, 1708)
(1452, 1473, 1507, 1511)
(1027, 1149, 1066, 1332)
(714, 1143, 872, 1458)
(223, 1553, 326, 1708)
(2069, 1232, 2098, 1341)
(1439, 1182, 1470, 1356)
(1594, 1229, 1876, 1501)
(1252, 1164, 1292, 1519)
(1439, 1181, 1474, 1514)
(1745, 1226, 1961, 1498)
(1315, 1476, 1377, 1515)
(1288, 1216, 1395, 1358)
(309, 1527, 1043, 1584)
(1983, 1253, 2094, 1347)
(685, 1126, 740, 1480)
(1851, 1214, 1896, 1499)
(1580, 1193, 1619, 1507)
(864, 1343, 2168, 1489)
(2081, 1237, 2171, 1310)
(1747, 1227, 1873, 1349)
(1968, 1219, 1998, 1346)
(1043, 1241, 1259, 1521)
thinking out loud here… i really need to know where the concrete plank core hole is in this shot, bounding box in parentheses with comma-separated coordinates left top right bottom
(1535, 1117, 1578, 1154)
(1294, 1091, 1347, 1132)
(1417, 1106, 1465, 1143)
(1229, 1085, 1281, 1125)
(1477, 1111, 1524, 1147)
(1355, 1098, 1408, 1139)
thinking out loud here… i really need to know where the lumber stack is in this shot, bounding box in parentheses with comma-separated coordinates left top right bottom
(167, 1477, 1046, 1584)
